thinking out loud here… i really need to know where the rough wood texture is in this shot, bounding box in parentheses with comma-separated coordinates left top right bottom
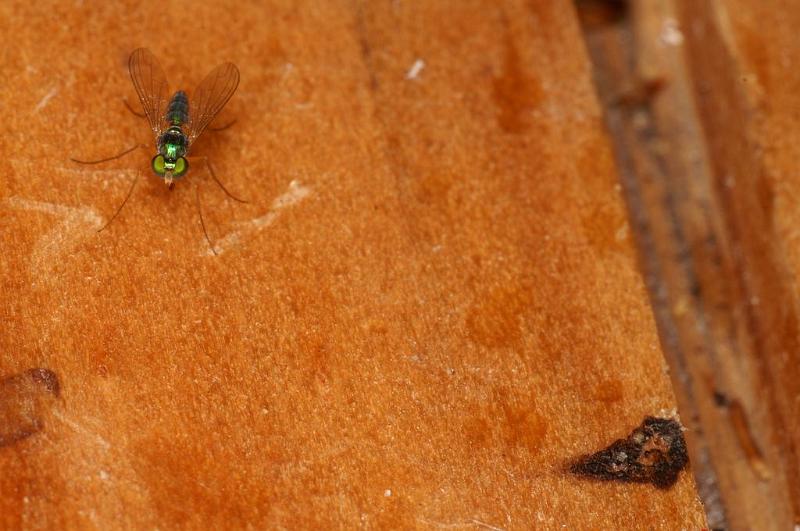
(0, 1, 706, 528)
(678, 1, 800, 528)
(581, 0, 800, 529)
(579, 4, 730, 526)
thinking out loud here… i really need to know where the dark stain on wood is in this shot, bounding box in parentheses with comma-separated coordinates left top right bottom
(0, 367, 60, 447)
(728, 398, 770, 480)
(575, 0, 628, 32)
(568, 416, 689, 489)
(613, 77, 668, 108)
(466, 285, 531, 349)
(493, 36, 543, 134)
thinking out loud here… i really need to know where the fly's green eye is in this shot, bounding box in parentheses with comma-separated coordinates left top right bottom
(174, 157, 188, 177)
(152, 154, 166, 175)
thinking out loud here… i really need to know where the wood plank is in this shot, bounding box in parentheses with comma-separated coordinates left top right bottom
(678, 1, 800, 528)
(0, 0, 706, 527)
(581, 0, 800, 528)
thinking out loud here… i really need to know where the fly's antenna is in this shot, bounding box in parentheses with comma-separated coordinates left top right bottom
(195, 180, 217, 256)
(71, 144, 146, 165)
(98, 170, 140, 233)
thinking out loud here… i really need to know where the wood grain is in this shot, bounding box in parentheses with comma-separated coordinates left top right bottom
(678, 1, 800, 527)
(0, 0, 706, 528)
(581, 0, 800, 528)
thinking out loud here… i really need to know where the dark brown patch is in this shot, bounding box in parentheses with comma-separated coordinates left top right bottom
(568, 416, 688, 489)
(592, 379, 625, 404)
(0, 368, 60, 447)
(613, 77, 668, 108)
(499, 402, 548, 455)
(462, 390, 549, 456)
(493, 389, 548, 456)
(493, 38, 543, 134)
(466, 285, 531, 348)
(755, 171, 774, 227)
(574, 0, 628, 31)
(712, 389, 730, 407)
(27, 368, 61, 396)
(415, 172, 454, 206)
(463, 415, 492, 448)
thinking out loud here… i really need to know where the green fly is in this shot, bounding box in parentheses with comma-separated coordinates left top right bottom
(72, 48, 245, 254)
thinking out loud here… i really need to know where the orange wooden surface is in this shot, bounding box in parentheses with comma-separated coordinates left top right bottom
(579, 1, 800, 527)
(0, 1, 705, 528)
(679, 0, 800, 527)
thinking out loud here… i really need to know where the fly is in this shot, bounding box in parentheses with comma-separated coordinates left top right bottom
(71, 48, 245, 255)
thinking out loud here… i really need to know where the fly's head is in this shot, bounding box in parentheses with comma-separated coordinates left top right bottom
(152, 154, 188, 189)
(153, 128, 188, 188)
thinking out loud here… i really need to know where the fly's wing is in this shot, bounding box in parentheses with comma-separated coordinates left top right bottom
(187, 62, 239, 146)
(128, 48, 169, 137)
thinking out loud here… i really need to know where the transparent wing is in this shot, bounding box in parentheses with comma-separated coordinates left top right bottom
(128, 48, 169, 137)
(188, 62, 240, 145)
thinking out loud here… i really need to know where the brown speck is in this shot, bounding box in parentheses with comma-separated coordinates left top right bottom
(575, 0, 628, 31)
(466, 285, 531, 349)
(0, 367, 61, 447)
(614, 77, 668, 107)
(712, 389, 730, 407)
(568, 416, 688, 489)
(28, 368, 61, 397)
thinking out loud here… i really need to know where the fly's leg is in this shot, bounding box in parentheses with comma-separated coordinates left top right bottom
(208, 119, 237, 132)
(98, 171, 141, 233)
(192, 157, 247, 256)
(71, 143, 146, 231)
(123, 98, 147, 118)
(194, 180, 217, 256)
(71, 144, 146, 165)
(193, 156, 248, 203)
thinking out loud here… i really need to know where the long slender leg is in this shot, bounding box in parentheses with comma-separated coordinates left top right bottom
(208, 119, 237, 132)
(98, 171, 140, 233)
(195, 180, 217, 256)
(123, 98, 147, 118)
(71, 144, 146, 165)
(194, 156, 248, 203)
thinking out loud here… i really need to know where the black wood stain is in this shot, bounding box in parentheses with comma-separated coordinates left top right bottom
(568, 416, 689, 489)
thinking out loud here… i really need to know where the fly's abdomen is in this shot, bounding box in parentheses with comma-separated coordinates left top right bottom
(166, 90, 189, 126)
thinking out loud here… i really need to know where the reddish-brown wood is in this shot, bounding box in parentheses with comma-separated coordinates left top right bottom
(679, 1, 800, 527)
(0, 0, 706, 528)
(581, 0, 800, 528)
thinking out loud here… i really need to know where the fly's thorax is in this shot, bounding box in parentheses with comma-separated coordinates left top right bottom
(157, 126, 188, 160)
(153, 126, 189, 184)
